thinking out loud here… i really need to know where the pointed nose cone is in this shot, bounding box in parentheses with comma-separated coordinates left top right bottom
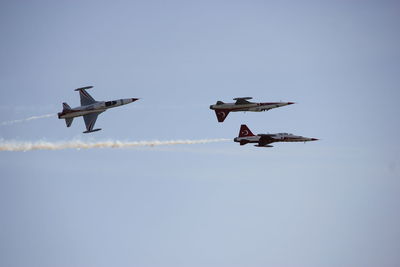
(287, 102, 295, 105)
(311, 138, 319, 141)
(121, 98, 140, 105)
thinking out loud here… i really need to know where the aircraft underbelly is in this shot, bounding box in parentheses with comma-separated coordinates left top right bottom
(281, 138, 305, 142)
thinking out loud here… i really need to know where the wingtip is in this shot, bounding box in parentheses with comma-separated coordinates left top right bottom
(83, 128, 102, 134)
(75, 86, 93, 91)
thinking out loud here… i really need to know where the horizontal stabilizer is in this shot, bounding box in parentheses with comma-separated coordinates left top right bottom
(62, 102, 71, 111)
(240, 140, 249, 146)
(65, 118, 73, 127)
(83, 128, 101, 134)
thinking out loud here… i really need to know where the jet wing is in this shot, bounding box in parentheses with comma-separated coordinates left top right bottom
(83, 112, 102, 133)
(65, 118, 73, 127)
(75, 86, 96, 106)
(234, 97, 253, 105)
(258, 135, 275, 146)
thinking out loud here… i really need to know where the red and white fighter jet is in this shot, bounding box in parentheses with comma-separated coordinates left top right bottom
(234, 124, 318, 147)
(209, 97, 294, 122)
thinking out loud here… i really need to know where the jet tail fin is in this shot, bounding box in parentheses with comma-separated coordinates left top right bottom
(65, 118, 73, 127)
(239, 124, 255, 137)
(215, 110, 230, 122)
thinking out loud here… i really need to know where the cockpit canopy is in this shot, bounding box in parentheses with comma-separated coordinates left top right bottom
(105, 101, 117, 107)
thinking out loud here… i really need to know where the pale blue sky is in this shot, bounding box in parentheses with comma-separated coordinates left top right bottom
(1, 1, 400, 266)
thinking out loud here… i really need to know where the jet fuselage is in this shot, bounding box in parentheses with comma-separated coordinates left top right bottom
(58, 98, 137, 119)
(234, 133, 318, 146)
(209, 98, 294, 122)
(234, 124, 318, 147)
(210, 102, 294, 112)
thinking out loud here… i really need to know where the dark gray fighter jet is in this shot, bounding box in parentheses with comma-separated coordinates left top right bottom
(58, 86, 138, 133)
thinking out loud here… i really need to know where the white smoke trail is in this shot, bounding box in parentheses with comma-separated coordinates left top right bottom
(1, 113, 56, 126)
(0, 138, 230, 151)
